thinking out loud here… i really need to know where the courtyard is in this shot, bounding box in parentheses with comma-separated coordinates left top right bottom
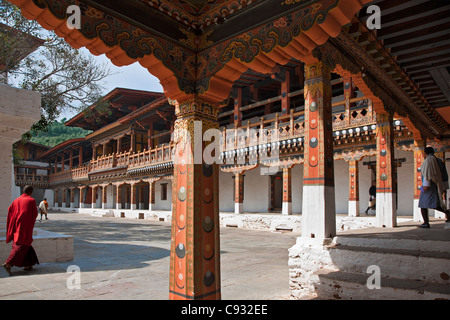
(0, 211, 297, 300)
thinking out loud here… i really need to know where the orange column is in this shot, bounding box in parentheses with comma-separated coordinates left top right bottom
(343, 76, 354, 126)
(169, 99, 221, 300)
(375, 112, 396, 228)
(348, 160, 360, 217)
(282, 166, 292, 215)
(302, 61, 336, 239)
(234, 172, 244, 214)
(281, 70, 290, 116)
(413, 139, 426, 221)
(149, 181, 155, 211)
(233, 87, 242, 128)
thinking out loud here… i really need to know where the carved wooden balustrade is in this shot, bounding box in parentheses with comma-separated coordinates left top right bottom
(15, 173, 50, 187)
(48, 102, 402, 185)
(49, 143, 175, 184)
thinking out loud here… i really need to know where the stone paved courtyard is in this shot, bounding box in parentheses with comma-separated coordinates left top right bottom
(0, 211, 298, 300)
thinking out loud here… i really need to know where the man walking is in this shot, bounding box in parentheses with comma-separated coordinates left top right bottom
(39, 198, 49, 220)
(418, 147, 447, 228)
(2, 185, 39, 275)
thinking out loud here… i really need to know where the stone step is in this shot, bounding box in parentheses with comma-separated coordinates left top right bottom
(329, 244, 450, 284)
(333, 235, 450, 254)
(315, 269, 450, 300)
(90, 209, 114, 217)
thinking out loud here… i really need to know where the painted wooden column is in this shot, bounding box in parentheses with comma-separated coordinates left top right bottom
(234, 173, 244, 214)
(149, 181, 156, 211)
(282, 166, 292, 215)
(148, 122, 154, 149)
(413, 139, 426, 221)
(130, 182, 137, 210)
(61, 153, 65, 171)
(169, 99, 221, 300)
(130, 130, 136, 153)
(348, 160, 360, 217)
(92, 145, 97, 160)
(343, 76, 354, 126)
(62, 188, 67, 208)
(233, 87, 242, 128)
(78, 146, 83, 167)
(78, 186, 86, 208)
(91, 186, 97, 209)
(302, 61, 336, 239)
(69, 149, 73, 170)
(69, 187, 75, 208)
(116, 184, 122, 210)
(125, 184, 130, 209)
(54, 189, 59, 208)
(375, 112, 396, 228)
(281, 70, 290, 116)
(138, 184, 145, 209)
(102, 185, 107, 209)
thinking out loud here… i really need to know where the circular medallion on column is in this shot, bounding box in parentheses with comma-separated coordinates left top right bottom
(309, 137, 318, 148)
(380, 149, 387, 157)
(203, 216, 214, 233)
(176, 243, 186, 259)
(178, 186, 187, 201)
(179, 158, 187, 174)
(203, 163, 213, 177)
(310, 102, 318, 112)
(309, 118, 318, 129)
(176, 273, 185, 289)
(380, 173, 388, 181)
(203, 187, 213, 204)
(204, 271, 215, 287)
(203, 244, 214, 261)
(309, 155, 318, 167)
(177, 214, 186, 230)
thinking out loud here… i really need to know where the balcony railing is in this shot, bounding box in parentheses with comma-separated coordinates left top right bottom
(48, 103, 388, 185)
(15, 174, 50, 186)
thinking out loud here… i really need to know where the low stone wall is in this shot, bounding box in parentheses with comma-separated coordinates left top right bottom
(52, 207, 385, 233)
(0, 226, 73, 264)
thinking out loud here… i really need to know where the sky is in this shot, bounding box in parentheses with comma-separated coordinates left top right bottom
(59, 48, 164, 120)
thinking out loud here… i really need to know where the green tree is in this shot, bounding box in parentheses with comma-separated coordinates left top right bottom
(29, 119, 92, 147)
(0, 0, 113, 137)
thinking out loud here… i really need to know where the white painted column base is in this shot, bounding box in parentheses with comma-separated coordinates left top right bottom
(139, 203, 145, 210)
(348, 200, 359, 217)
(116, 203, 122, 210)
(282, 202, 292, 215)
(149, 203, 155, 211)
(413, 199, 422, 222)
(234, 203, 243, 214)
(376, 192, 396, 228)
(131, 204, 137, 210)
(302, 185, 336, 239)
(70, 202, 75, 209)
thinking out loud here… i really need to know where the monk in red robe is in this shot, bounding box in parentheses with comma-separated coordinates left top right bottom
(3, 185, 39, 275)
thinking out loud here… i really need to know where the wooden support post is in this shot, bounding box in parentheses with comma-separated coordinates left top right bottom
(169, 99, 221, 300)
(348, 160, 360, 217)
(302, 61, 336, 239)
(375, 112, 396, 228)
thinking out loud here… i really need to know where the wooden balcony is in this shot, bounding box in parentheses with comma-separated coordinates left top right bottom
(15, 173, 50, 188)
(47, 103, 406, 186)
